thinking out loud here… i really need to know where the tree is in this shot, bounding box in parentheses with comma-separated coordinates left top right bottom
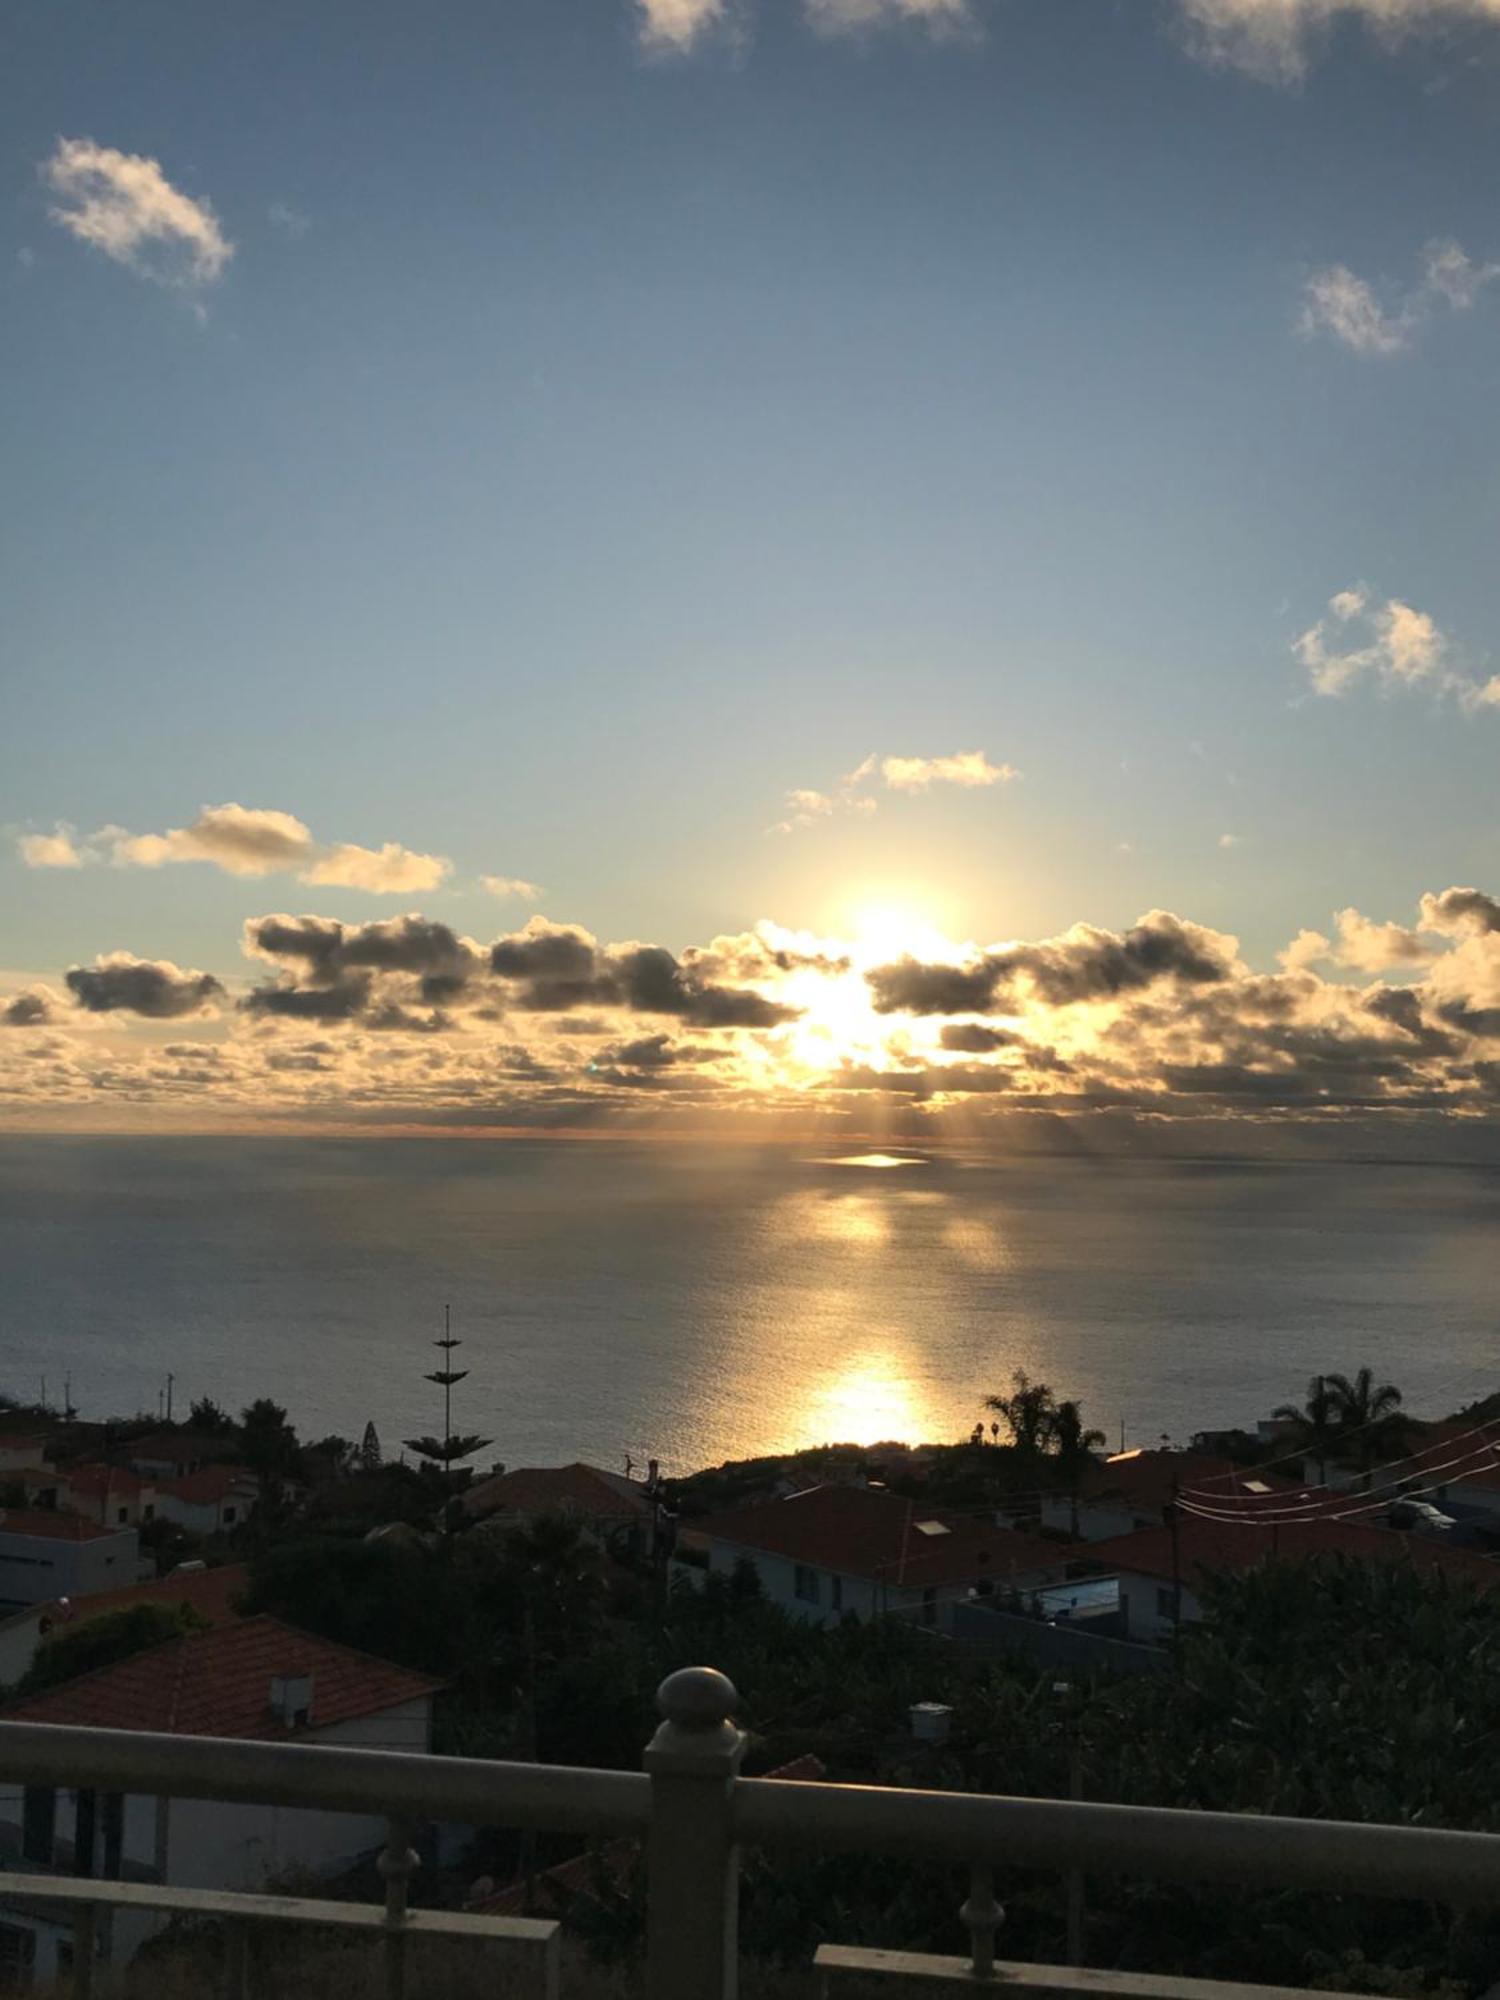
(1324, 1367, 1410, 1479)
(404, 1310, 491, 1504)
(984, 1371, 1057, 1457)
(1050, 1398, 1107, 1535)
(239, 1398, 300, 1532)
(188, 1396, 236, 1436)
(1272, 1372, 1342, 1482)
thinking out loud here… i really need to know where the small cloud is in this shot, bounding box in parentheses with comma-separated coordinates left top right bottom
(267, 201, 311, 238)
(16, 247, 35, 270)
(1292, 586, 1492, 709)
(42, 137, 232, 291)
(634, 0, 733, 51)
(1218, 832, 1245, 849)
(20, 803, 451, 894)
(803, 0, 976, 34)
(1176, 0, 1500, 85)
(18, 827, 86, 869)
(1300, 238, 1499, 356)
(480, 876, 543, 901)
(880, 751, 1019, 792)
(66, 952, 224, 1019)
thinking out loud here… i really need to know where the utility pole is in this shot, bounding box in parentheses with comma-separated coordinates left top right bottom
(1053, 1679, 1085, 1966)
(1168, 1470, 1182, 1657)
(166, 1373, 174, 1424)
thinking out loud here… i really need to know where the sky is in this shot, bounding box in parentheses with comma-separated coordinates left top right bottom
(3, 0, 1500, 1140)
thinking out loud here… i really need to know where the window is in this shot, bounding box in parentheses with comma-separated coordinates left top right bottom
(920, 1586, 938, 1628)
(0, 1925, 36, 1985)
(1156, 1586, 1176, 1618)
(22, 1786, 56, 1865)
(223, 1507, 237, 1525)
(117, 1508, 128, 1524)
(793, 1564, 820, 1604)
(830, 1575, 844, 1612)
(143, 1504, 155, 1521)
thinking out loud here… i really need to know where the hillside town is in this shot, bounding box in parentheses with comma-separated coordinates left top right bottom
(3, 1365, 1500, 1990)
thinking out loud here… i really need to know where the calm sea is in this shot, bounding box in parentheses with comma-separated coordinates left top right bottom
(1, 1138, 1497, 1475)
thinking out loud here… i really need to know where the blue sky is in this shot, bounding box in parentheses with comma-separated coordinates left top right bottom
(3, 0, 1500, 1134)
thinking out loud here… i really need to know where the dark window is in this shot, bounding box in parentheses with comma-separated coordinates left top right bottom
(223, 1507, 237, 1525)
(830, 1575, 844, 1612)
(793, 1564, 820, 1604)
(0, 1924, 37, 1984)
(143, 1505, 155, 1522)
(1156, 1586, 1176, 1618)
(921, 1586, 938, 1629)
(117, 1508, 128, 1524)
(22, 1785, 56, 1865)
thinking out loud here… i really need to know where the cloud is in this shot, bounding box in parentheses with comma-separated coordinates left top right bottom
(1419, 886, 1500, 935)
(42, 138, 232, 289)
(1175, 0, 1500, 84)
(1329, 907, 1432, 972)
(267, 202, 311, 238)
(18, 828, 86, 869)
(480, 876, 543, 901)
(879, 751, 1018, 792)
(65, 953, 224, 1019)
(21, 803, 452, 895)
(634, 0, 733, 50)
(803, 0, 976, 33)
(1300, 239, 1500, 355)
(774, 749, 1016, 831)
(1292, 587, 1495, 708)
(2, 991, 55, 1028)
(1218, 833, 1244, 850)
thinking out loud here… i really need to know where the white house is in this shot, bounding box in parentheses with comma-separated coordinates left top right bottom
(0, 1613, 444, 1982)
(679, 1485, 1062, 1632)
(1034, 1450, 1290, 1543)
(0, 1512, 142, 1609)
(151, 1466, 259, 1535)
(124, 1430, 244, 1483)
(1082, 1514, 1500, 1647)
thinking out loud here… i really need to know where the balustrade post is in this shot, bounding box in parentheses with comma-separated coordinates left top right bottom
(960, 1860, 1003, 1979)
(377, 1816, 420, 2000)
(645, 1666, 745, 2000)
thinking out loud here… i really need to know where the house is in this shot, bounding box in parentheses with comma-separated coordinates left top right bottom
(123, 1430, 244, 1483)
(152, 1465, 259, 1536)
(0, 1512, 142, 1609)
(462, 1462, 657, 1554)
(0, 1614, 444, 1982)
(0, 1563, 250, 1690)
(0, 1439, 60, 1478)
(65, 1463, 155, 1529)
(1036, 1450, 1290, 1542)
(680, 1485, 1062, 1631)
(1082, 1514, 1500, 1646)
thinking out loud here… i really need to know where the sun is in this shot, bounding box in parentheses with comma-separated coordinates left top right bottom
(766, 900, 963, 1078)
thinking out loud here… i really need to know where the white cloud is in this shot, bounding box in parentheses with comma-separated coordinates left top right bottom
(880, 751, 1018, 791)
(1329, 907, 1432, 972)
(18, 828, 86, 869)
(773, 750, 1016, 832)
(1177, 0, 1500, 83)
(803, 0, 976, 33)
(634, 0, 732, 50)
(1292, 587, 1493, 708)
(481, 876, 543, 901)
(42, 138, 232, 289)
(267, 202, 311, 238)
(1301, 238, 1499, 355)
(19, 803, 450, 895)
(1218, 832, 1245, 849)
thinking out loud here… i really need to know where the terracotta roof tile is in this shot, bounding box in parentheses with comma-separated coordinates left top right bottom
(691, 1485, 1055, 1588)
(53, 1561, 249, 1629)
(1084, 1515, 1500, 1589)
(463, 1463, 651, 1525)
(1, 1614, 443, 1738)
(0, 1509, 130, 1543)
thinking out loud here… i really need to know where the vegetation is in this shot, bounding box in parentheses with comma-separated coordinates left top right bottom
(1274, 1369, 1411, 1481)
(12, 1602, 209, 1698)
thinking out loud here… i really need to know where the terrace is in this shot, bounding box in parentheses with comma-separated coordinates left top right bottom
(3, 1665, 1499, 1999)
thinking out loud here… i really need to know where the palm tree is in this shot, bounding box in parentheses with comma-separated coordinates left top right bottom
(1050, 1398, 1107, 1537)
(1324, 1367, 1410, 1481)
(984, 1371, 1057, 1458)
(1272, 1373, 1342, 1483)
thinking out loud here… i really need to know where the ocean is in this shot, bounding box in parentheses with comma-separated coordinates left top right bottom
(1, 1137, 1497, 1474)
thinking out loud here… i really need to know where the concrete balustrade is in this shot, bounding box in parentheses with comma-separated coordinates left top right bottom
(4, 1668, 1500, 1999)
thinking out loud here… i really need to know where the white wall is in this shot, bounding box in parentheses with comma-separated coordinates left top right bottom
(0, 1524, 139, 1606)
(1115, 1569, 1202, 1644)
(698, 1539, 1056, 1632)
(1040, 1494, 1164, 1542)
(0, 1606, 50, 1686)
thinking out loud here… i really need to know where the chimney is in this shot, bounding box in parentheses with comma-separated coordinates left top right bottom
(909, 1701, 953, 1745)
(269, 1673, 313, 1729)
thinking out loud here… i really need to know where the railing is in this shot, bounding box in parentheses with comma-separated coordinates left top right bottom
(5, 1668, 1500, 1999)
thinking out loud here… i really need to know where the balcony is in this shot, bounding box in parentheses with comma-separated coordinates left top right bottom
(4, 1665, 1500, 1998)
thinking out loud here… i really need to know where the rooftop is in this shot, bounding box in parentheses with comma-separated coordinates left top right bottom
(463, 1461, 652, 1524)
(1083, 1514, 1500, 1589)
(0, 1508, 131, 1543)
(155, 1464, 258, 1504)
(49, 1560, 249, 1630)
(1067, 1449, 1295, 1512)
(2, 1612, 443, 1738)
(691, 1484, 1058, 1588)
(124, 1429, 244, 1467)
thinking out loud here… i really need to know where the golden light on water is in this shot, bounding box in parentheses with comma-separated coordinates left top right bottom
(828, 1152, 929, 1169)
(801, 1353, 939, 1448)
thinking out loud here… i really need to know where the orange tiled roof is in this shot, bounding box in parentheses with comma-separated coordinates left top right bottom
(155, 1465, 257, 1504)
(691, 1485, 1056, 1588)
(463, 1462, 651, 1524)
(1, 1614, 443, 1738)
(1084, 1514, 1500, 1589)
(0, 1509, 129, 1543)
(51, 1561, 249, 1628)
